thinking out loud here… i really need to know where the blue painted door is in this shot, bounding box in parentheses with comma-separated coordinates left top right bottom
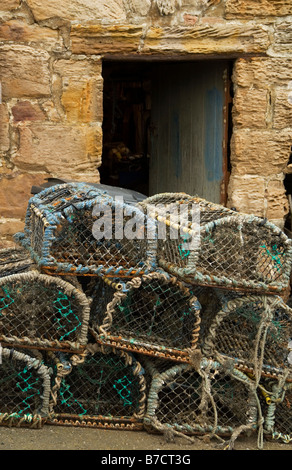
(149, 61, 229, 204)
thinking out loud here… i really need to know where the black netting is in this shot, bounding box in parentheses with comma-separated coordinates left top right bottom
(90, 272, 201, 361)
(202, 293, 292, 381)
(144, 357, 257, 438)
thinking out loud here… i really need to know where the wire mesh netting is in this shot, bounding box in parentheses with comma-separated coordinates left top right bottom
(0, 347, 51, 428)
(255, 376, 292, 444)
(202, 293, 292, 381)
(0, 271, 90, 352)
(89, 271, 201, 362)
(143, 357, 258, 440)
(0, 247, 33, 278)
(16, 182, 158, 278)
(46, 343, 146, 430)
(139, 193, 292, 295)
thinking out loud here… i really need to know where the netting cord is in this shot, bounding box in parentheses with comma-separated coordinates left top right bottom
(98, 271, 198, 337)
(88, 342, 147, 419)
(48, 350, 86, 415)
(211, 295, 282, 450)
(1, 347, 51, 423)
(196, 359, 223, 444)
(143, 359, 205, 445)
(263, 372, 290, 444)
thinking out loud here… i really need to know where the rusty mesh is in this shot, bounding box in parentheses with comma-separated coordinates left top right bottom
(143, 357, 257, 438)
(89, 271, 201, 362)
(16, 182, 157, 278)
(0, 271, 90, 352)
(46, 344, 146, 429)
(139, 193, 292, 294)
(0, 347, 51, 428)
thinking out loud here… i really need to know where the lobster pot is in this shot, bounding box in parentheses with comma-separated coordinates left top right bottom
(16, 182, 157, 278)
(139, 193, 292, 295)
(202, 294, 292, 380)
(0, 247, 33, 278)
(46, 344, 146, 430)
(0, 271, 90, 352)
(144, 357, 257, 438)
(90, 271, 201, 363)
(0, 347, 51, 428)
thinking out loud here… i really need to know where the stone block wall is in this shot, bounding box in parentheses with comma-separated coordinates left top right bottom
(0, 0, 292, 245)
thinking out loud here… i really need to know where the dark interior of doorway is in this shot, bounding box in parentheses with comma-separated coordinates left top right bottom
(100, 59, 233, 199)
(100, 60, 152, 196)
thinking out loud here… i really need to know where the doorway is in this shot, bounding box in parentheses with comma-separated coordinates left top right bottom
(100, 59, 232, 203)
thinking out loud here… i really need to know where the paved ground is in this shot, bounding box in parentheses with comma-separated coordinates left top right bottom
(0, 424, 290, 452)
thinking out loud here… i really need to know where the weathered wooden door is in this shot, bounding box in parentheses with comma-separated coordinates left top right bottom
(149, 61, 229, 204)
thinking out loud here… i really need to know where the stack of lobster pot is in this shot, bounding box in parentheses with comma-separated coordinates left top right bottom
(136, 192, 292, 447)
(4, 181, 156, 430)
(1, 181, 291, 447)
(0, 245, 90, 428)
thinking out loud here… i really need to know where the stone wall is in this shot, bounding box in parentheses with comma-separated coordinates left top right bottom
(0, 0, 292, 245)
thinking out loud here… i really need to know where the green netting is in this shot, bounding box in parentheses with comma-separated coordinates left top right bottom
(46, 344, 146, 429)
(0, 271, 90, 352)
(0, 347, 51, 428)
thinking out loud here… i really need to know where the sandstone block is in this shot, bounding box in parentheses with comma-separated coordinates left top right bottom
(228, 173, 288, 225)
(0, 172, 47, 219)
(273, 19, 292, 54)
(233, 57, 292, 89)
(26, 0, 127, 23)
(142, 22, 270, 55)
(265, 175, 289, 220)
(71, 24, 143, 55)
(0, 104, 10, 152)
(0, 0, 20, 11)
(53, 59, 103, 123)
(232, 87, 268, 128)
(72, 21, 270, 56)
(14, 123, 102, 181)
(227, 174, 266, 217)
(0, 20, 61, 51)
(0, 45, 51, 99)
(11, 101, 46, 122)
(53, 58, 102, 79)
(60, 78, 103, 123)
(230, 129, 292, 175)
(226, 0, 292, 17)
(273, 87, 292, 129)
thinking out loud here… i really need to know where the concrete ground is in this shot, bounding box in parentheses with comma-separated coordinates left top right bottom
(0, 424, 290, 451)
